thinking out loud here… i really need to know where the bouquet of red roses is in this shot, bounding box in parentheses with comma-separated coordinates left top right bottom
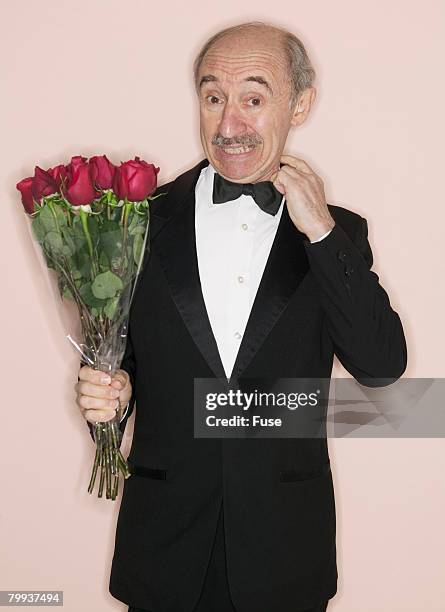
(16, 154, 164, 500)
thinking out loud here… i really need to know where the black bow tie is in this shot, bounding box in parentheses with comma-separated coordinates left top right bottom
(212, 172, 283, 216)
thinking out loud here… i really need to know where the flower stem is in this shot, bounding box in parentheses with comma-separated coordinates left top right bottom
(98, 454, 105, 498)
(79, 208, 98, 277)
(87, 447, 101, 494)
(46, 200, 61, 232)
(120, 199, 132, 275)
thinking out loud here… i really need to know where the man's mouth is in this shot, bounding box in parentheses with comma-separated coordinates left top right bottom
(218, 145, 256, 155)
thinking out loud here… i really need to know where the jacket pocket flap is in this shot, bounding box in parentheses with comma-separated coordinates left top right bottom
(128, 460, 167, 480)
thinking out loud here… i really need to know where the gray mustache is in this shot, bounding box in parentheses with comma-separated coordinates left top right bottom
(211, 134, 263, 147)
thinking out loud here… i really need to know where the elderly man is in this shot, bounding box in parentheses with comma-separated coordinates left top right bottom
(75, 21, 407, 612)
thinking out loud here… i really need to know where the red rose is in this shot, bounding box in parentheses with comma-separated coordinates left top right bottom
(112, 166, 129, 201)
(47, 164, 68, 191)
(67, 155, 87, 173)
(16, 177, 35, 214)
(65, 155, 87, 185)
(112, 157, 159, 201)
(65, 156, 100, 206)
(89, 155, 116, 190)
(32, 166, 58, 201)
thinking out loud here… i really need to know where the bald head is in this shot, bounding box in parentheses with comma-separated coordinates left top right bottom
(193, 21, 315, 106)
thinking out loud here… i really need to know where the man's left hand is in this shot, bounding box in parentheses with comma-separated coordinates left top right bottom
(272, 154, 335, 242)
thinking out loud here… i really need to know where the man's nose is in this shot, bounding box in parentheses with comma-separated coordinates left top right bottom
(217, 102, 248, 139)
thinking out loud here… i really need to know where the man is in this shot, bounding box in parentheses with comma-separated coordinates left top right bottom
(75, 21, 407, 612)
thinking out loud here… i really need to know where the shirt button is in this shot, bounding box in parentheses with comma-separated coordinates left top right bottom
(241, 223, 248, 231)
(234, 332, 242, 340)
(237, 275, 245, 283)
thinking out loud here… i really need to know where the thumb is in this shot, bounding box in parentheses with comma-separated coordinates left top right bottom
(113, 369, 132, 405)
(110, 369, 129, 390)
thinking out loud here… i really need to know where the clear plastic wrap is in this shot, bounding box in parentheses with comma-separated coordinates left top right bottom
(16, 155, 164, 500)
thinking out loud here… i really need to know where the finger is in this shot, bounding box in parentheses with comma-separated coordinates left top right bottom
(77, 394, 119, 411)
(279, 165, 302, 179)
(84, 408, 118, 424)
(78, 365, 112, 385)
(274, 167, 300, 190)
(75, 381, 120, 400)
(280, 154, 312, 170)
(280, 155, 314, 174)
(280, 165, 320, 191)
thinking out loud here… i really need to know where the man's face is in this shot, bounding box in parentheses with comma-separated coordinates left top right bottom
(197, 30, 313, 183)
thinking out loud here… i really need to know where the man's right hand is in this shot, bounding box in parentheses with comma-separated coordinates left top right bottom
(75, 366, 132, 424)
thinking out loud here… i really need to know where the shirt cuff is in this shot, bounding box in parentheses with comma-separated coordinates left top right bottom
(310, 228, 333, 243)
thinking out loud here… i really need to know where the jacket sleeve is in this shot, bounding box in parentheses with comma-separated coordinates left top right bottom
(303, 216, 407, 387)
(86, 324, 137, 442)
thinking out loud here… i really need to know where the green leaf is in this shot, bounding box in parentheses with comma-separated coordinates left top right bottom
(31, 216, 46, 243)
(101, 228, 123, 260)
(130, 224, 146, 236)
(78, 257, 92, 279)
(70, 217, 89, 266)
(39, 206, 55, 232)
(88, 215, 99, 243)
(104, 296, 120, 320)
(60, 226, 76, 257)
(98, 250, 109, 271)
(91, 270, 123, 299)
(39, 203, 67, 233)
(79, 282, 106, 308)
(133, 232, 145, 265)
(72, 215, 86, 238)
(55, 204, 67, 226)
(44, 231, 64, 257)
(62, 286, 74, 301)
(127, 210, 139, 234)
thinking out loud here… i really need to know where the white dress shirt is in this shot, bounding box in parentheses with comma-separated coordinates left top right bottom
(118, 163, 331, 421)
(194, 162, 331, 379)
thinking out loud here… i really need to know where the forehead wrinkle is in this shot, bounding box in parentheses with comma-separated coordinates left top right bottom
(200, 59, 287, 93)
(202, 50, 288, 74)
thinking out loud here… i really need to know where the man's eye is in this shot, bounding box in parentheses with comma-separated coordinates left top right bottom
(247, 97, 262, 106)
(206, 95, 221, 104)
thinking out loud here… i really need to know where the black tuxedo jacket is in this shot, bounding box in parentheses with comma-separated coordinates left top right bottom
(94, 158, 407, 612)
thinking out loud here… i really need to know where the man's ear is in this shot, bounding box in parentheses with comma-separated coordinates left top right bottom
(290, 87, 316, 127)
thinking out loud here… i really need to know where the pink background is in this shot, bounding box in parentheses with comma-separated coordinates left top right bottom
(1, 1, 444, 610)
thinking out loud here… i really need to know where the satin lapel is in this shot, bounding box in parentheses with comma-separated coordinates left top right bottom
(152, 159, 227, 381)
(148, 158, 209, 242)
(229, 204, 310, 382)
(151, 158, 310, 384)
